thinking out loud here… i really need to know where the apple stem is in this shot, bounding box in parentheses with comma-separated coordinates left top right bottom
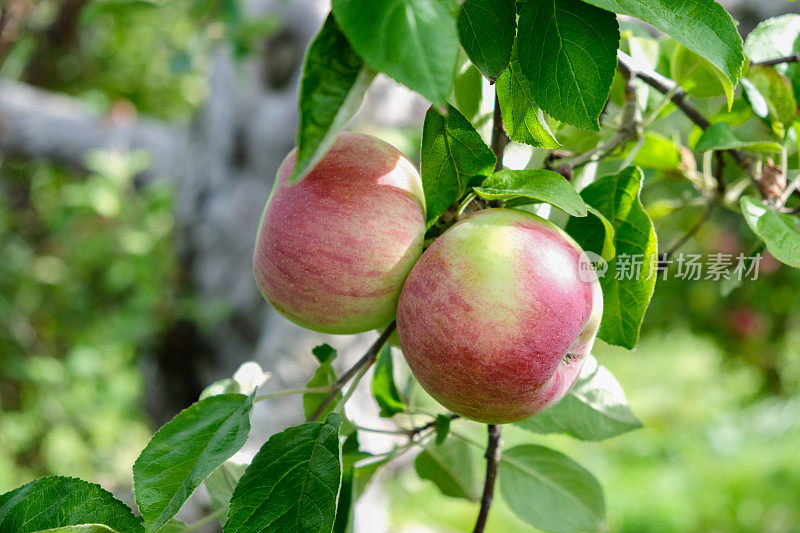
(473, 424, 502, 533)
(306, 321, 396, 422)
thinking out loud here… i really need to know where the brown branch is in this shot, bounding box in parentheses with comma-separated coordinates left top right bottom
(472, 424, 502, 533)
(617, 50, 754, 189)
(617, 50, 711, 130)
(307, 321, 396, 422)
(751, 53, 800, 67)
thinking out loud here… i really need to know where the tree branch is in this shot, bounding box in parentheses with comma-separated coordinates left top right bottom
(306, 321, 396, 422)
(751, 53, 800, 67)
(0, 79, 184, 177)
(472, 424, 502, 533)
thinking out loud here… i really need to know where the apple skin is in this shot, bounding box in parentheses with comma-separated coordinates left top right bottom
(396, 208, 603, 424)
(253, 132, 426, 334)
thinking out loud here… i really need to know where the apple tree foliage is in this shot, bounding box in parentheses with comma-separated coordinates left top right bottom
(4, 1, 800, 532)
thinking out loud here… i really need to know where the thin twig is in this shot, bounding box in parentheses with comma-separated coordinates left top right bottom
(407, 413, 460, 439)
(751, 53, 800, 67)
(306, 322, 396, 422)
(662, 199, 716, 260)
(472, 424, 502, 533)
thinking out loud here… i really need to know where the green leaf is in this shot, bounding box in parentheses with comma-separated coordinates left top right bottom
(414, 439, 482, 501)
(473, 169, 587, 217)
(501, 445, 606, 532)
(454, 64, 483, 121)
(741, 196, 800, 269)
(0, 476, 143, 533)
(33, 526, 120, 533)
(586, 206, 616, 262)
(421, 105, 496, 226)
(133, 394, 253, 532)
(303, 359, 341, 421)
(331, 0, 459, 107)
(457, 0, 516, 79)
(517, 0, 619, 131)
(312, 343, 338, 364)
(204, 460, 248, 525)
(582, 0, 744, 105)
(371, 344, 405, 417)
(747, 66, 798, 127)
(610, 132, 681, 171)
(670, 44, 729, 99)
(496, 44, 560, 148)
(694, 122, 782, 153)
(292, 14, 375, 182)
(515, 354, 642, 440)
(744, 14, 800, 100)
(224, 413, 344, 533)
(565, 167, 657, 349)
(434, 414, 451, 445)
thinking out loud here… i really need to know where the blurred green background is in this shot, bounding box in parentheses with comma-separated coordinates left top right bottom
(1, 1, 800, 532)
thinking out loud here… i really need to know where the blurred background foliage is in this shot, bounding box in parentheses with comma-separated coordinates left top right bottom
(1, 0, 800, 531)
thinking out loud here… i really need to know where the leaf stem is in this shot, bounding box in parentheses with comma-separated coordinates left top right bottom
(307, 322, 396, 422)
(472, 424, 502, 533)
(254, 385, 333, 402)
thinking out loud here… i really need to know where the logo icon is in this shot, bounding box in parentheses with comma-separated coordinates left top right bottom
(578, 251, 608, 282)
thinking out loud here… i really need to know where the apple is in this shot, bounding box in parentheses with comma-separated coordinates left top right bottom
(396, 208, 603, 423)
(253, 132, 426, 334)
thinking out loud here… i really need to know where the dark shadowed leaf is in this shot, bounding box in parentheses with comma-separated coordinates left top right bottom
(331, 0, 459, 107)
(582, 0, 744, 104)
(421, 105, 496, 227)
(474, 169, 587, 216)
(414, 439, 482, 501)
(496, 44, 559, 148)
(371, 344, 405, 417)
(292, 14, 375, 182)
(133, 394, 253, 532)
(0, 476, 143, 533)
(741, 196, 800, 269)
(517, 0, 619, 130)
(515, 354, 642, 440)
(434, 414, 451, 444)
(457, 0, 516, 79)
(224, 413, 343, 533)
(566, 167, 657, 349)
(313, 343, 338, 364)
(501, 445, 606, 532)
